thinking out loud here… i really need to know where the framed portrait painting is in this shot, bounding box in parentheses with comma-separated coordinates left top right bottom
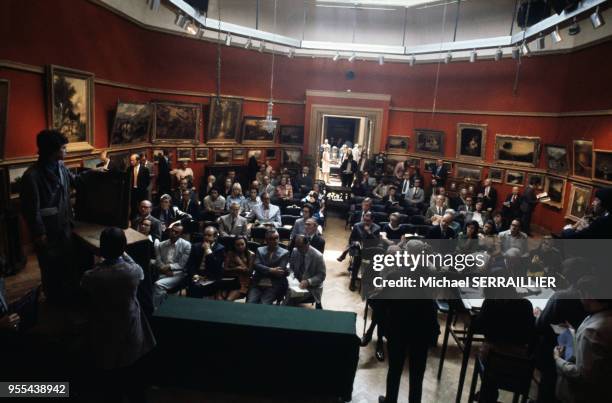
(176, 148, 193, 162)
(593, 150, 612, 184)
(543, 176, 566, 209)
(505, 170, 525, 187)
(47, 65, 95, 152)
(0, 80, 8, 159)
(488, 167, 504, 183)
(153, 101, 200, 144)
(279, 126, 304, 146)
(544, 144, 569, 174)
(110, 102, 152, 147)
(415, 129, 444, 155)
(456, 123, 486, 161)
(242, 116, 279, 144)
(572, 140, 593, 178)
(566, 183, 592, 221)
(206, 97, 242, 144)
(495, 135, 540, 167)
(387, 136, 409, 152)
(195, 147, 209, 161)
(214, 149, 232, 165)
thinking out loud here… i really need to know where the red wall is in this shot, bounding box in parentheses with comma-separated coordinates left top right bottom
(1, 0, 612, 233)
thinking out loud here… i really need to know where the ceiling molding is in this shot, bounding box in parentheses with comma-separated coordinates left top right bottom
(306, 90, 391, 101)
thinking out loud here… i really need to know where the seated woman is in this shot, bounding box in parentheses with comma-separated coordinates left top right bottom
(226, 183, 246, 212)
(275, 176, 294, 200)
(220, 236, 254, 301)
(302, 190, 325, 225)
(456, 220, 483, 254)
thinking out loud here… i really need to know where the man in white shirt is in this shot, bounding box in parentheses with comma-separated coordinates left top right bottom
(242, 188, 261, 213)
(251, 192, 282, 227)
(153, 223, 191, 307)
(170, 161, 194, 184)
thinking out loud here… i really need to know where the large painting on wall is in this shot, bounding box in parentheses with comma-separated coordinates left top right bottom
(572, 140, 593, 178)
(206, 97, 242, 144)
(494, 135, 540, 167)
(279, 126, 304, 146)
(566, 183, 592, 221)
(0, 80, 8, 159)
(110, 102, 152, 147)
(544, 144, 569, 174)
(456, 123, 487, 161)
(593, 150, 612, 184)
(415, 129, 444, 155)
(543, 176, 566, 209)
(47, 65, 94, 152)
(242, 116, 278, 144)
(153, 101, 200, 144)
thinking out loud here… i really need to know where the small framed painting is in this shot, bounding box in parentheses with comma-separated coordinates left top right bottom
(455, 164, 482, 181)
(456, 123, 486, 161)
(176, 148, 193, 162)
(505, 170, 525, 187)
(233, 148, 246, 161)
(543, 176, 566, 209)
(247, 149, 263, 160)
(195, 147, 209, 161)
(415, 129, 444, 155)
(282, 149, 301, 165)
(488, 167, 504, 183)
(566, 183, 592, 221)
(572, 140, 593, 178)
(266, 149, 277, 160)
(387, 135, 410, 152)
(526, 172, 545, 190)
(214, 149, 232, 165)
(544, 144, 569, 174)
(593, 149, 612, 184)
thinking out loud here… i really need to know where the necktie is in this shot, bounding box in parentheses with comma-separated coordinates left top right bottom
(402, 181, 409, 194)
(438, 207, 442, 215)
(231, 216, 235, 231)
(512, 195, 516, 203)
(413, 188, 419, 199)
(133, 166, 138, 188)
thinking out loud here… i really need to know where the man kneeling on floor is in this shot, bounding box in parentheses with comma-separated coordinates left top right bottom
(284, 234, 326, 309)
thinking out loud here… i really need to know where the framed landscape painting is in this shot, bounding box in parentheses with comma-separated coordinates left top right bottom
(47, 65, 94, 152)
(195, 147, 209, 161)
(242, 116, 279, 144)
(176, 148, 193, 162)
(214, 149, 232, 165)
(543, 176, 566, 209)
(110, 102, 152, 147)
(415, 129, 444, 155)
(455, 164, 482, 181)
(0, 80, 8, 159)
(494, 135, 540, 167)
(456, 123, 487, 161)
(206, 97, 242, 144)
(153, 101, 200, 144)
(572, 140, 593, 178)
(387, 135, 409, 152)
(488, 167, 504, 183)
(566, 183, 592, 221)
(279, 126, 304, 146)
(233, 148, 246, 161)
(593, 150, 612, 184)
(544, 144, 569, 174)
(505, 170, 525, 187)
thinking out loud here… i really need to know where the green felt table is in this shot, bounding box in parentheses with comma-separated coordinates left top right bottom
(152, 296, 360, 401)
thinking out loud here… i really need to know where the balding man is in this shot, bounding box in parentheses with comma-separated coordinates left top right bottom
(502, 186, 522, 225)
(432, 159, 448, 186)
(131, 200, 162, 241)
(426, 213, 456, 239)
(218, 202, 248, 237)
(128, 153, 150, 219)
(482, 178, 498, 211)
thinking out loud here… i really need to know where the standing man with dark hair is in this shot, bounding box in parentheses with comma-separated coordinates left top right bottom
(340, 154, 358, 188)
(520, 178, 538, 235)
(155, 150, 171, 200)
(21, 130, 80, 303)
(128, 153, 150, 219)
(432, 159, 448, 187)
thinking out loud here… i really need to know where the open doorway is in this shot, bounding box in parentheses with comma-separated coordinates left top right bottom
(319, 115, 370, 186)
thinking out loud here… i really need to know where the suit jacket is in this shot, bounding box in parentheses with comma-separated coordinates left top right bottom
(482, 186, 498, 211)
(217, 214, 248, 237)
(251, 203, 282, 227)
(154, 238, 191, 273)
(131, 214, 163, 241)
(185, 242, 225, 280)
(128, 165, 150, 191)
(294, 174, 314, 193)
(398, 179, 412, 197)
(288, 246, 326, 303)
(349, 222, 381, 247)
(503, 193, 522, 217)
(252, 246, 290, 287)
(426, 225, 456, 239)
(405, 187, 425, 205)
(151, 206, 191, 227)
(340, 160, 358, 175)
(520, 186, 537, 213)
(426, 205, 446, 221)
(433, 165, 448, 185)
(307, 233, 325, 253)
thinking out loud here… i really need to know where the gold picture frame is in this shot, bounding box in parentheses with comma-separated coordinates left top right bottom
(543, 176, 566, 209)
(456, 123, 487, 161)
(566, 183, 593, 221)
(494, 135, 540, 167)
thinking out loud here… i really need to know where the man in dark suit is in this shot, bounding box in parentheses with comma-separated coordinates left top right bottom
(303, 218, 325, 253)
(284, 235, 326, 308)
(155, 150, 171, 200)
(432, 159, 448, 187)
(502, 186, 521, 226)
(131, 200, 163, 241)
(294, 166, 314, 196)
(426, 213, 456, 239)
(186, 226, 225, 297)
(520, 179, 538, 235)
(341, 212, 381, 291)
(481, 178, 498, 212)
(128, 153, 150, 219)
(340, 154, 359, 188)
(398, 171, 412, 199)
(247, 229, 290, 304)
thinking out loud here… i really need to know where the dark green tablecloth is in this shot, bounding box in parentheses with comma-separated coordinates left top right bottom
(152, 296, 360, 400)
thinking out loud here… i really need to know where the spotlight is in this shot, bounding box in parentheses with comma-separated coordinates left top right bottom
(378, 55, 384, 65)
(590, 7, 604, 29)
(225, 33, 232, 46)
(409, 55, 416, 66)
(185, 21, 197, 35)
(569, 18, 580, 36)
(521, 42, 530, 56)
(348, 53, 356, 62)
(332, 51, 340, 61)
(244, 38, 252, 49)
(494, 47, 503, 61)
(469, 49, 477, 63)
(288, 48, 295, 58)
(444, 51, 452, 64)
(551, 26, 562, 43)
(512, 46, 520, 60)
(259, 41, 265, 52)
